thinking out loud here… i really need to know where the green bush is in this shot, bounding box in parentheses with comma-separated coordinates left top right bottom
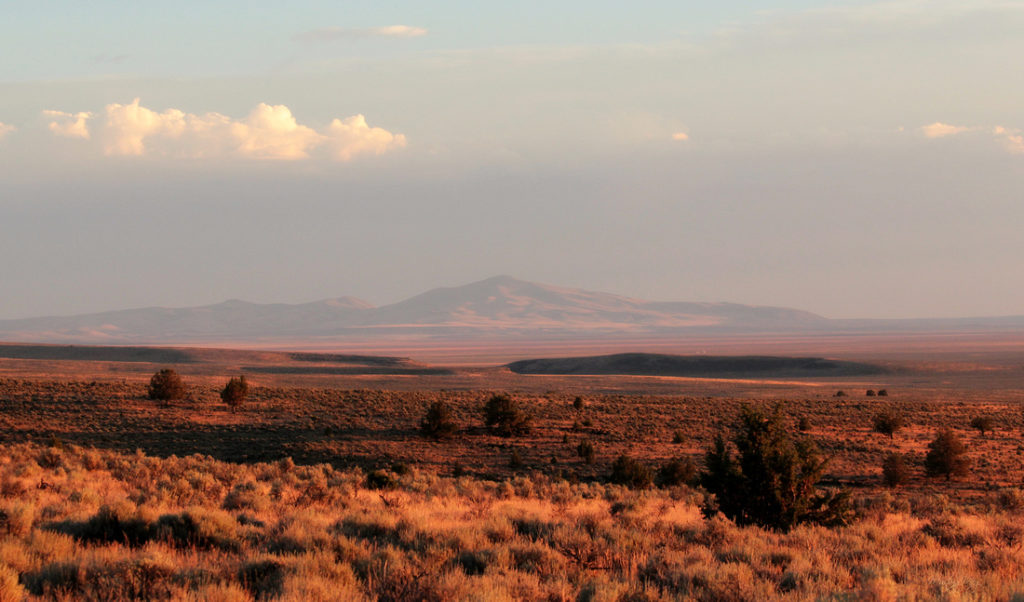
(872, 410, 906, 439)
(420, 400, 458, 439)
(147, 369, 185, 404)
(970, 416, 994, 437)
(609, 455, 653, 489)
(220, 375, 248, 411)
(925, 429, 970, 480)
(656, 457, 698, 488)
(482, 394, 531, 437)
(699, 404, 850, 531)
(881, 453, 911, 487)
(576, 439, 595, 464)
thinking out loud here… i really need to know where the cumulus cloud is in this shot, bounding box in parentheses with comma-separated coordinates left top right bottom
(44, 110, 93, 139)
(920, 122, 972, 138)
(230, 103, 324, 159)
(42, 99, 405, 161)
(0, 122, 15, 138)
(294, 25, 427, 42)
(325, 114, 407, 161)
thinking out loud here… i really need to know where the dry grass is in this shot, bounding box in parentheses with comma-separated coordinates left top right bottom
(0, 442, 1023, 600)
(1, 374, 1024, 598)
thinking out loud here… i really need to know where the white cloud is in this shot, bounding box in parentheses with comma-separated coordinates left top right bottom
(102, 99, 187, 155)
(43, 99, 405, 161)
(994, 126, 1024, 154)
(294, 25, 427, 42)
(230, 103, 324, 159)
(671, 132, 690, 141)
(917, 122, 1024, 154)
(0, 122, 14, 138)
(44, 110, 92, 139)
(325, 114, 407, 161)
(920, 122, 971, 138)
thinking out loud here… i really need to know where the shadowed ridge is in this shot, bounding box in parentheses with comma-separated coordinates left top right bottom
(507, 353, 887, 378)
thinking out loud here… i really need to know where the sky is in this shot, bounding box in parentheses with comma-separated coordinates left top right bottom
(1, 0, 1022, 320)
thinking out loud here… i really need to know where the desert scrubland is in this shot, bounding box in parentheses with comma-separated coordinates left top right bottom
(0, 344, 1023, 600)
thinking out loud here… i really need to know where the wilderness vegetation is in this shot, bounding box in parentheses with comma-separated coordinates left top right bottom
(0, 372, 1022, 599)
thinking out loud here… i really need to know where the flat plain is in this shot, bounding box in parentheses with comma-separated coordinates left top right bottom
(1, 339, 1023, 599)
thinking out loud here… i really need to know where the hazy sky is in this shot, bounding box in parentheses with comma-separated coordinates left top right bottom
(1, 1, 1022, 319)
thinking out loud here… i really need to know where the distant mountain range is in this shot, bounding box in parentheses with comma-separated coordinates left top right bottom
(1, 275, 1022, 345)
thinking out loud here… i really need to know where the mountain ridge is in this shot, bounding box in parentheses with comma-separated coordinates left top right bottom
(0, 276, 1022, 345)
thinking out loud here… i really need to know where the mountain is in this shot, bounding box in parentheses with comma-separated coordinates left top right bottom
(360, 276, 826, 331)
(1, 275, 1021, 346)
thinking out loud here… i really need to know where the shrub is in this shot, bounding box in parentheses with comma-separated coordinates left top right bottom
(609, 455, 653, 489)
(482, 394, 531, 437)
(881, 453, 911, 487)
(220, 375, 248, 412)
(872, 410, 906, 439)
(240, 559, 286, 600)
(420, 400, 458, 439)
(509, 449, 523, 468)
(877, 389, 889, 397)
(147, 369, 185, 404)
(796, 416, 811, 432)
(866, 389, 876, 397)
(576, 439, 595, 464)
(573, 396, 585, 411)
(925, 429, 970, 480)
(834, 390, 847, 397)
(699, 404, 850, 531)
(672, 430, 686, 444)
(365, 470, 399, 490)
(656, 457, 698, 488)
(970, 416, 995, 437)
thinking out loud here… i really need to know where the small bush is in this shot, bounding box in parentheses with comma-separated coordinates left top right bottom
(970, 416, 995, 437)
(147, 369, 185, 404)
(509, 449, 523, 468)
(576, 439, 595, 464)
(240, 559, 287, 600)
(656, 457, 698, 488)
(220, 375, 248, 411)
(672, 430, 686, 444)
(866, 389, 876, 397)
(420, 400, 458, 439)
(482, 394, 531, 437)
(796, 416, 811, 432)
(834, 390, 847, 397)
(573, 396, 585, 411)
(609, 455, 653, 489)
(877, 389, 889, 397)
(872, 410, 906, 439)
(925, 429, 970, 480)
(365, 470, 399, 490)
(881, 453, 911, 487)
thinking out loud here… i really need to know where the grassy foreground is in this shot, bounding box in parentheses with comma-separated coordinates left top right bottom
(1, 442, 1023, 600)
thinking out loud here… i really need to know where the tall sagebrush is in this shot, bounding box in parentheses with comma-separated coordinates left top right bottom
(700, 404, 850, 531)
